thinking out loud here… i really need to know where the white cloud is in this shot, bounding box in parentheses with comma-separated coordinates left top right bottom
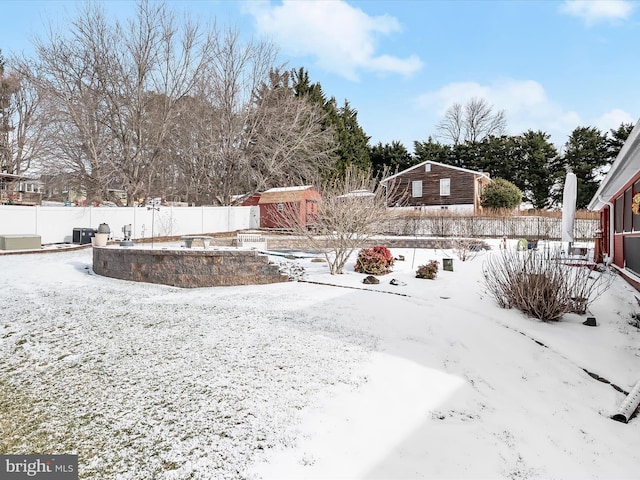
(245, 0, 422, 80)
(560, 0, 635, 25)
(594, 108, 635, 133)
(415, 78, 581, 146)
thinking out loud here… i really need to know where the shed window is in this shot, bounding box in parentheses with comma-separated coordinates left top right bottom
(440, 178, 450, 196)
(412, 180, 422, 197)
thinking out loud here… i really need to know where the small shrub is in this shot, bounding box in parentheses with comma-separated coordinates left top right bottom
(354, 246, 395, 275)
(481, 178, 522, 209)
(416, 260, 439, 279)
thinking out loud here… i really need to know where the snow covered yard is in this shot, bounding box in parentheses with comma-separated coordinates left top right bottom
(1, 240, 640, 479)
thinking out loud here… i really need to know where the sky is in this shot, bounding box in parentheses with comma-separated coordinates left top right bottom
(1, 240, 640, 478)
(1, 0, 639, 153)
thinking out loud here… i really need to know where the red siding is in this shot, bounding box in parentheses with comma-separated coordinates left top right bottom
(258, 188, 321, 229)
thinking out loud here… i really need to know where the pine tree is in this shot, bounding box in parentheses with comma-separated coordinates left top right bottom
(413, 137, 451, 164)
(369, 140, 414, 177)
(515, 131, 558, 209)
(607, 122, 634, 160)
(557, 126, 610, 209)
(292, 67, 370, 177)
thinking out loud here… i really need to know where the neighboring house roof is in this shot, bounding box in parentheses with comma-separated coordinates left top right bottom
(588, 118, 640, 211)
(380, 160, 491, 184)
(258, 185, 317, 204)
(337, 189, 375, 199)
(0, 173, 28, 181)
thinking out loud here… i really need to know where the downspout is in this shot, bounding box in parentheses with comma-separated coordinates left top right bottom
(599, 195, 615, 264)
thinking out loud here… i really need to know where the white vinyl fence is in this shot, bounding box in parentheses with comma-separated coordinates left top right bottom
(0, 205, 259, 244)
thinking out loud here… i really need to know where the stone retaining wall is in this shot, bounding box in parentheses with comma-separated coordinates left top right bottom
(93, 246, 289, 288)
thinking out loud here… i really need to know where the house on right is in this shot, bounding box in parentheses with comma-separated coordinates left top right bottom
(588, 118, 640, 290)
(380, 160, 491, 214)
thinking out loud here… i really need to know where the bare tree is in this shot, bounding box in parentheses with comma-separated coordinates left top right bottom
(30, 1, 217, 205)
(436, 102, 464, 146)
(0, 54, 43, 177)
(277, 167, 393, 274)
(164, 28, 280, 206)
(27, 1, 332, 206)
(244, 69, 335, 192)
(436, 97, 506, 145)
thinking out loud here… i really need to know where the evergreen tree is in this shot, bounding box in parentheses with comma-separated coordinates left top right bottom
(413, 137, 451, 164)
(514, 131, 558, 209)
(292, 68, 370, 177)
(333, 99, 371, 175)
(607, 122, 634, 160)
(369, 140, 413, 178)
(292, 67, 327, 107)
(557, 126, 610, 209)
(474, 136, 519, 183)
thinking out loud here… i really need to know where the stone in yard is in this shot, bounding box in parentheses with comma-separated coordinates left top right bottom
(363, 275, 379, 284)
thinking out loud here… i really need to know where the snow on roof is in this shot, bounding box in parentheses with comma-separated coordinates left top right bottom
(337, 189, 375, 198)
(258, 185, 318, 204)
(380, 160, 491, 184)
(262, 185, 314, 193)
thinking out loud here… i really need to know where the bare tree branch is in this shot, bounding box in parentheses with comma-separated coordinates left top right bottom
(436, 97, 506, 145)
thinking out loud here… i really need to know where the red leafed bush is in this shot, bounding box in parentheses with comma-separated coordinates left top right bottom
(416, 260, 439, 279)
(354, 246, 395, 275)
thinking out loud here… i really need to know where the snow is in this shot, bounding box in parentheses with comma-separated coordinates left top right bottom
(1, 239, 640, 479)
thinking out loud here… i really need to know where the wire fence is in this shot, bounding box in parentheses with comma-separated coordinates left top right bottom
(384, 215, 598, 241)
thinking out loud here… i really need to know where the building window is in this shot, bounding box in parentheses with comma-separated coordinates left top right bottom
(615, 196, 623, 233)
(635, 180, 640, 232)
(624, 187, 633, 233)
(412, 180, 422, 197)
(425, 164, 431, 172)
(276, 202, 285, 212)
(440, 178, 450, 196)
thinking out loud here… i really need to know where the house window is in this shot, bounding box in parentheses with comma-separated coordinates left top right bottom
(276, 202, 285, 212)
(412, 180, 422, 197)
(425, 164, 431, 172)
(440, 178, 450, 196)
(635, 180, 640, 232)
(615, 196, 623, 233)
(624, 187, 633, 233)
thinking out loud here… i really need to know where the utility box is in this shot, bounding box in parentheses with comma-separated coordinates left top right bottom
(0, 234, 41, 251)
(72, 228, 96, 245)
(443, 258, 454, 272)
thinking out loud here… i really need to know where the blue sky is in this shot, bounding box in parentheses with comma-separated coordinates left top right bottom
(1, 0, 638, 153)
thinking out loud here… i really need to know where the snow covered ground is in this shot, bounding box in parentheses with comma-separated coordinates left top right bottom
(1, 239, 639, 479)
